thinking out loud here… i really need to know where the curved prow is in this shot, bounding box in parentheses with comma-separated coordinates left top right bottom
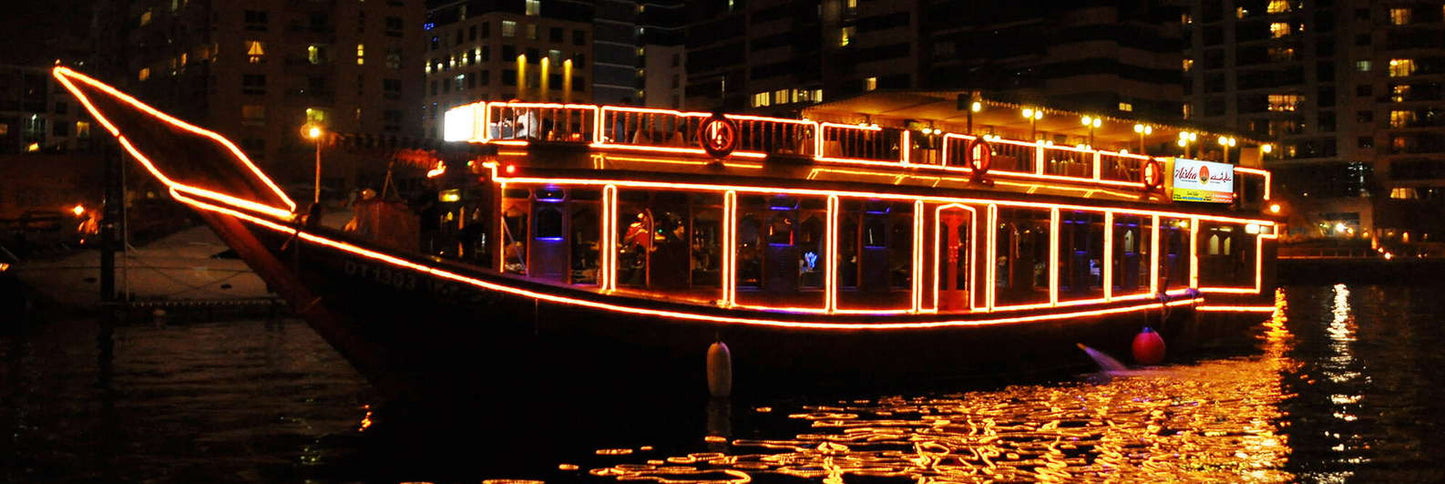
(52, 66, 297, 220)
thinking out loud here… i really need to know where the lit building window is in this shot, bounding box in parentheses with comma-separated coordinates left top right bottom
(1390, 8, 1410, 25)
(1268, 47, 1294, 61)
(1391, 187, 1416, 199)
(1390, 110, 1416, 128)
(75, 121, 91, 138)
(1356, 60, 1371, 72)
(526, 0, 541, 16)
(140, 9, 153, 26)
(242, 105, 266, 126)
(1182, 58, 1193, 72)
(308, 44, 328, 64)
(773, 89, 788, 104)
(502, 20, 517, 37)
(840, 26, 855, 47)
(1181, 13, 1192, 25)
(1269, 22, 1290, 38)
(1119, 102, 1133, 112)
(306, 107, 328, 125)
(1389, 58, 1416, 77)
(752, 92, 770, 107)
(1236, 7, 1248, 18)
(1182, 103, 1192, 119)
(1392, 85, 1410, 102)
(138, 68, 151, 81)
(356, 44, 364, 65)
(865, 77, 877, 91)
(247, 41, 266, 63)
(1266, 0, 1289, 13)
(1267, 94, 1303, 112)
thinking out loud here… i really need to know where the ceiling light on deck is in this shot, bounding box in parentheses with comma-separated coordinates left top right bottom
(1133, 123, 1152, 135)
(1261, 143, 1274, 153)
(970, 101, 982, 112)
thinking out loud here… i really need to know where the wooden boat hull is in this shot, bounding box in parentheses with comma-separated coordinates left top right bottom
(201, 209, 1266, 400)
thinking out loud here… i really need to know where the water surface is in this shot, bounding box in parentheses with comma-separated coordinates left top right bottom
(4, 283, 1444, 482)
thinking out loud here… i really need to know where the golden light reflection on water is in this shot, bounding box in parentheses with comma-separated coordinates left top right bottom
(592, 291, 1301, 482)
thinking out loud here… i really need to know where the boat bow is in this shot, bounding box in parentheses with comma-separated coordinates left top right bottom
(52, 66, 297, 221)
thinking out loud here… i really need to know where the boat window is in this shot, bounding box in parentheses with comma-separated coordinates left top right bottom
(838, 216, 859, 289)
(617, 205, 651, 287)
(1158, 217, 1189, 291)
(799, 215, 824, 289)
(736, 195, 828, 309)
(994, 207, 1052, 307)
(502, 206, 528, 274)
(1111, 215, 1153, 295)
(535, 206, 563, 240)
(1058, 210, 1105, 301)
(689, 193, 723, 288)
(570, 207, 600, 285)
(837, 200, 914, 311)
(1199, 223, 1251, 288)
(935, 206, 974, 312)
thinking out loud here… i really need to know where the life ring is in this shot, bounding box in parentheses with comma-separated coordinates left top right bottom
(967, 138, 992, 183)
(698, 113, 739, 159)
(1142, 159, 1164, 192)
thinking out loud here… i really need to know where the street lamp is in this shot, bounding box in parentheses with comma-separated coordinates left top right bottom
(1081, 115, 1101, 148)
(1132, 123, 1152, 155)
(1177, 131, 1198, 158)
(303, 124, 325, 208)
(1022, 107, 1043, 140)
(1217, 135, 1237, 164)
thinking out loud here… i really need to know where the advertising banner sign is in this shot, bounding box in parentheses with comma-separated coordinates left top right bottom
(1171, 158, 1235, 203)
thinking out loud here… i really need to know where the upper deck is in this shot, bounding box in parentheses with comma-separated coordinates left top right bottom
(442, 93, 1272, 212)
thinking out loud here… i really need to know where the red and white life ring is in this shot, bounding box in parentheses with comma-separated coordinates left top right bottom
(967, 138, 992, 183)
(1142, 159, 1165, 192)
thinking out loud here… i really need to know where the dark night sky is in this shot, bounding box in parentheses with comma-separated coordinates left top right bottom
(0, 0, 98, 66)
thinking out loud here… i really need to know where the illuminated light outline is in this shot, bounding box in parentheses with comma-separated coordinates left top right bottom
(1150, 215, 1160, 295)
(70, 69, 1265, 329)
(1190, 217, 1200, 288)
(52, 67, 297, 217)
(986, 205, 997, 310)
(1103, 212, 1113, 301)
(598, 155, 765, 170)
(804, 166, 1145, 201)
(1233, 166, 1273, 200)
(181, 187, 1216, 329)
(722, 190, 737, 306)
(825, 195, 839, 312)
(449, 97, 1271, 199)
(910, 200, 925, 312)
(931, 204, 979, 314)
(1197, 305, 1276, 312)
(488, 173, 1276, 228)
(1049, 208, 1060, 306)
(174, 189, 1209, 329)
(602, 184, 618, 291)
(114, 137, 296, 220)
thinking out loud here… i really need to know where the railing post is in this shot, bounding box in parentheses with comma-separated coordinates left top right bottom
(1035, 141, 1046, 175)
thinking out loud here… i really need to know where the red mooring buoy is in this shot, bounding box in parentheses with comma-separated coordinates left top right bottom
(1132, 327, 1166, 365)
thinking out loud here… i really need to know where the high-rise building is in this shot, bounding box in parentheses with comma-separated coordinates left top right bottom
(593, 0, 686, 107)
(1182, 0, 1445, 239)
(422, 0, 593, 139)
(0, 65, 97, 154)
(685, 0, 1183, 120)
(107, 0, 427, 192)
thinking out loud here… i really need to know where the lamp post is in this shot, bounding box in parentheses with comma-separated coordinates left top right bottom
(304, 124, 324, 207)
(1177, 131, 1197, 158)
(1081, 115, 1101, 148)
(1218, 135, 1237, 164)
(1022, 107, 1043, 140)
(1132, 123, 1152, 155)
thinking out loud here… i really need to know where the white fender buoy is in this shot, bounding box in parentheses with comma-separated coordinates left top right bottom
(706, 340, 732, 398)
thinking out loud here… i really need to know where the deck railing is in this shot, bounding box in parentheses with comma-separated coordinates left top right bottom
(462, 101, 1264, 196)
